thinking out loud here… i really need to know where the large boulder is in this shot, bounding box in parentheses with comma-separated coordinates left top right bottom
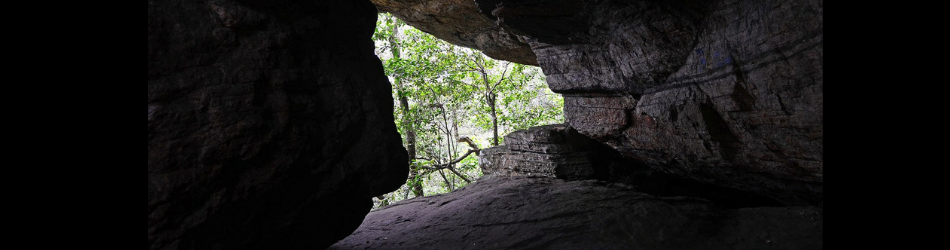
(330, 176, 823, 250)
(147, 0, 408, 249)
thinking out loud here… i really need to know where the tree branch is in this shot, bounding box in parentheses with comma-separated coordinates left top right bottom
(448, 167, 472, 184)
(490, 62, 512, 92)
(414, 157, 433, 162)
(437, 169, 453, 191)
(419, 149, 478, 172)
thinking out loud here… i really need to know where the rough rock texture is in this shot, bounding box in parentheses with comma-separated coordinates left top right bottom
(480, 125, 596, 180)
(481, 124, 787, 208)
(473, 0, 824, 206)
(330, 176, 823, 250)
(148, 0, 408, 249)
(370, 0, 538, 65)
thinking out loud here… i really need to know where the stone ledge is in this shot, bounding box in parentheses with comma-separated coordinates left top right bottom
(480, 124, 597, 180)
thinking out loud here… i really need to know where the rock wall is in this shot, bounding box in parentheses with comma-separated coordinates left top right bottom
(475, 0, 824, 206)
(481, 124, 789, 208)
(147, 0, 408, 249)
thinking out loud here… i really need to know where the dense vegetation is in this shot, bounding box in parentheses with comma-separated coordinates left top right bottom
(372, 14, 564, 209)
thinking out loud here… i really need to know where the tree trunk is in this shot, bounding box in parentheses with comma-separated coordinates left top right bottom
(490, 95, 499, 147)
(476, 58, 501, 147)
(390, 18, 424, 198)
(405, 103, 423, 198)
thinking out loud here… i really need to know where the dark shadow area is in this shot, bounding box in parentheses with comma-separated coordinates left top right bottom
(589, 140, 786, 209)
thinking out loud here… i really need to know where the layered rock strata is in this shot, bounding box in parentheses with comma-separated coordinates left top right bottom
(482, 124, 787, 208)
(477, 0, 824, 206)
(330, 176, 823, 250)
(370, 0, 538, 65)
(147, 0, 408, 249)
(479, 125, 596, 180)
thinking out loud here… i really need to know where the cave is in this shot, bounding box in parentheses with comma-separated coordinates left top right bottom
(148, 0, 822, 249)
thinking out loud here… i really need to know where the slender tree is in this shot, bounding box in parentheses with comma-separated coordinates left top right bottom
(377, 15, 425, 198)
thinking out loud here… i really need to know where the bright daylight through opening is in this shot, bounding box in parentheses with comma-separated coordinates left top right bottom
(371, 13, 565, 209)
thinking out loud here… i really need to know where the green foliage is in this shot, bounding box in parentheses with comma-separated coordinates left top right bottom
(372, 13, 564, 210)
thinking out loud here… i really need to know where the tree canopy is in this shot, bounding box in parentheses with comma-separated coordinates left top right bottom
(373, 13, 564, 209)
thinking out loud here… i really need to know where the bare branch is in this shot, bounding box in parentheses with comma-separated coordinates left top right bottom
(448, 167, 472, 184)
(491, 62, 512, 92)
(414, 157, 433, 162)
(472, 56, 486, 72)
(419, 149, 478, 172)
(457, 137, 481, 156)
(437, 169, 453, 191)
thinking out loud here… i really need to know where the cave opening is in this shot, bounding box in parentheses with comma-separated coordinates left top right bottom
(367, 12, 785, 210)
(370, 13, 565, 209)
(149, 0, 821, 249)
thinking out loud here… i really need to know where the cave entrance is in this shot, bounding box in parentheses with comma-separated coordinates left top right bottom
(369, 12, 786, 210)
(370, 13, 565, 209)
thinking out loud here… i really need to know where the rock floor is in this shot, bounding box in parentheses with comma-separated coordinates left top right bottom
(329, 176, 823, 250)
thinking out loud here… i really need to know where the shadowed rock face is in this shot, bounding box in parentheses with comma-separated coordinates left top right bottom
(481, 124, 788, 208)
(473, 0, 824, 206)
(147, 0, 408, 249)
(330, 176, 823, 250)
(370, 0, 538, 65)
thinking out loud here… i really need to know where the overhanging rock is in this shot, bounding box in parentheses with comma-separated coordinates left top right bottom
(477, 0, 824, 206)
(371, 0, 538, 65)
